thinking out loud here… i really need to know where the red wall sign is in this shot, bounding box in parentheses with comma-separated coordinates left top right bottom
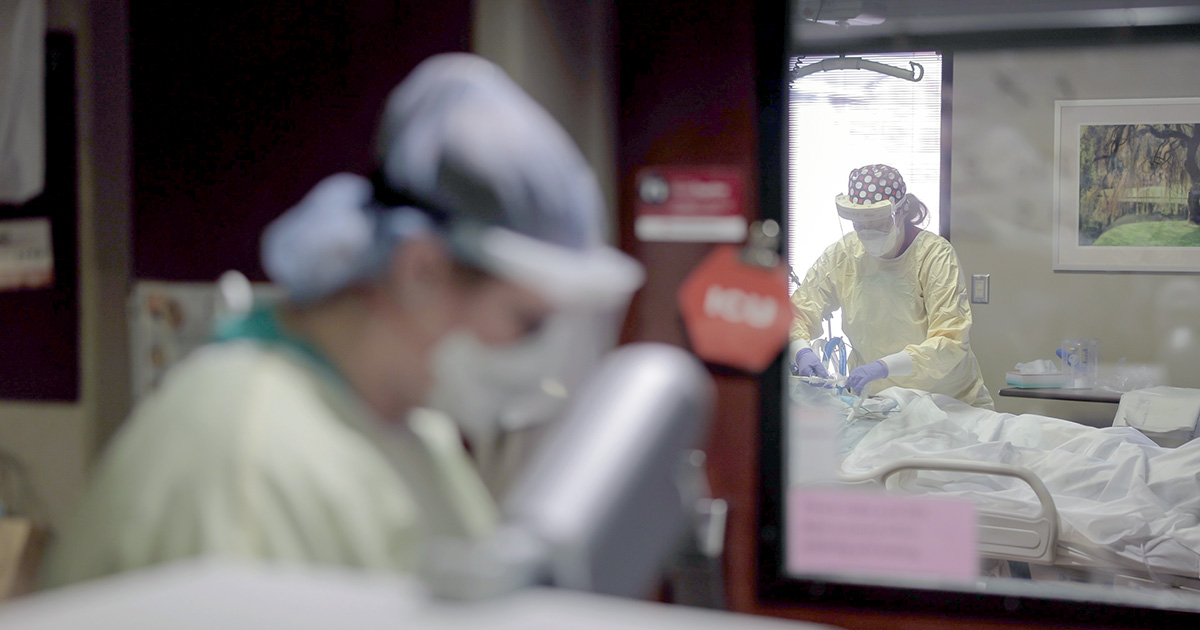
(635, 166, 747, 242)
(678, 245, 791, 373)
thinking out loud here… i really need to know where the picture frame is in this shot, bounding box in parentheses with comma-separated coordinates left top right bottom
(1053, 97, 1200, 273)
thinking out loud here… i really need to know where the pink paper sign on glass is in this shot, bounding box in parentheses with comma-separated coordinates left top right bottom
(787, 488, 978, 582)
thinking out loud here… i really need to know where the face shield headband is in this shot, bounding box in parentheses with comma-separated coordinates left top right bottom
(370, 171, 645, 311)
(834, 193, 895, 223)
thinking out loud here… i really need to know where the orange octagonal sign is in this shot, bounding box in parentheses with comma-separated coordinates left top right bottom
(678, 245, 792, 373)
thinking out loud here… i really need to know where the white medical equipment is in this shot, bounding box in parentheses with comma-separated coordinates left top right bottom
(1113, 386, 1200, 448)
(0, 560, 837, 630)
(819, 388, 1200, 594)
(1061, 338, 1101, 389)
(421, 342, 719, 600)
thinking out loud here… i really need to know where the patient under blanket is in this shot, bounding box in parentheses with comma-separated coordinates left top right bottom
(839, 387, 1200, 580)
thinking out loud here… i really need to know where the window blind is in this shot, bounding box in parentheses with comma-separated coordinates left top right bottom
(786, 51, 943, 341)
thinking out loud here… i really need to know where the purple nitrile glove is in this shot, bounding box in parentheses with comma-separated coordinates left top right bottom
(846, 360, 888, 395)
(794, 347, 829, 379)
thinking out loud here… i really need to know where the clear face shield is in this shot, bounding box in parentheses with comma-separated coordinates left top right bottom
(427, 222, 645, 489)
(429, 304, 630, 473)
(835, 193, 905, 258)
(850, 212, 899, 234)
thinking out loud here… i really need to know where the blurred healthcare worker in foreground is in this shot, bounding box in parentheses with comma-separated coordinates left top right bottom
(789, 164, 993, 408)
(40, 53, 643, 588)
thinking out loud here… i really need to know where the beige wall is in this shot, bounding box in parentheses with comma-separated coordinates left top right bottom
(0, 0, 131, 527)
(951, 41, 1200, 425)
(472, 0, 618, 239)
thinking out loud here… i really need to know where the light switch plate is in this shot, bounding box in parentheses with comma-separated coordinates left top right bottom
(971, 274, 990, 304)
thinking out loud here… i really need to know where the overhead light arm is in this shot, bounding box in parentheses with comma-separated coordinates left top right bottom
(789, 56, 924, 82)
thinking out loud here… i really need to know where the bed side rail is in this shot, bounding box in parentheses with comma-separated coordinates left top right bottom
(838, 458, 1059, 564)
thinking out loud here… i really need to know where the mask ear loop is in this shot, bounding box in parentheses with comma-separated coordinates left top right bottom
(891, 195, 908, 230)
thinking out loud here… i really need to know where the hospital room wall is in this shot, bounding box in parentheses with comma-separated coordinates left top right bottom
(0, 0, 127, 529)
(949, 42, 1200, 424)
(615, 0, 780, 618)
(471, 1, 618, 232)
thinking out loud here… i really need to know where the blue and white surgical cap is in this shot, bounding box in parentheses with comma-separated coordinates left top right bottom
(263, 53, 643, 307)
(261, 173, 433, 303)
(373, 53, 602, 250)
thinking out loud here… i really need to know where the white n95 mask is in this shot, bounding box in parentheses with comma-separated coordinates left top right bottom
(426, 307, 623, 493)
(426, 308, 616, 453)
(427, 331, 556, 453)
(857, 224, 901, 258)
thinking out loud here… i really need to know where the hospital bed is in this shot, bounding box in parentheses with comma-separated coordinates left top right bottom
(792, 385, 1200, 594)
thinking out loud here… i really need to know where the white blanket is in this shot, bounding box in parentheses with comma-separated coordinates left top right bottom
(840, 388, 1200, 579)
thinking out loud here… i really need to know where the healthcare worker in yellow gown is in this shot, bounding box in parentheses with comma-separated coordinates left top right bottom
(789, 164, 993, 409)
(40, 54, 643, 587)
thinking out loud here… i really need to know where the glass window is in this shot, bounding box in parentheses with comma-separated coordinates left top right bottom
(765, 1, 1200, 623)
(788, 51, 943, 353)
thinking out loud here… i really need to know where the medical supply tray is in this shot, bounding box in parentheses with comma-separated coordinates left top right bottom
(1005, 371, 1067, 388)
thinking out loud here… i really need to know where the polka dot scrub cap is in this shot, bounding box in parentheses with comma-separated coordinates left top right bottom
(834, 163, 907, 222)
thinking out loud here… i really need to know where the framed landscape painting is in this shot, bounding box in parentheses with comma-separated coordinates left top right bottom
(1054, 97, 1200, 272)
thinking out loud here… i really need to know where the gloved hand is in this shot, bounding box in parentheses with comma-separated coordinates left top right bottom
(794, 347, 829, 379)
(845, 360, 888, 395)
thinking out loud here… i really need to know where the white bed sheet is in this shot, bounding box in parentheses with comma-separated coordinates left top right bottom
(838, 388, 1200, 580)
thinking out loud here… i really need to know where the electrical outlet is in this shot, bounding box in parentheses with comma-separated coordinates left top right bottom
(971, 274, 990, 304)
